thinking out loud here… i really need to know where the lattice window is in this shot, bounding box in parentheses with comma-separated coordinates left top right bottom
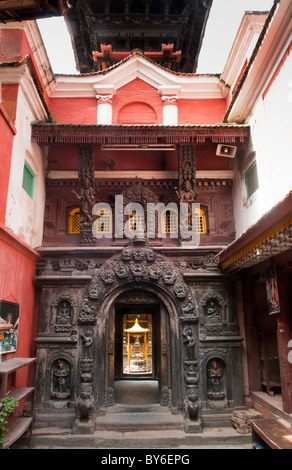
(128, 209, 145, 232)
(95, 208, 112, 234)
(161, 209, 178, 234)
(193, 208, 207, 234)
(68, 208, 80, 234)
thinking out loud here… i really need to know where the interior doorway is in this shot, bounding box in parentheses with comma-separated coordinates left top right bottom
(255, 280, 281, 396)
(112, 297, 169, 406)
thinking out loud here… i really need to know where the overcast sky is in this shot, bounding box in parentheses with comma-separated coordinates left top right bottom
(37, 0, 274, 75)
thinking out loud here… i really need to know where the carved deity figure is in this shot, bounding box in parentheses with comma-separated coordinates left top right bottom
(207, 359, 225, 400)
(74, 177, 95, 221)
(51, 360, 71, 399)
(56, 301, 71, 325)
(81, 329, 93, 359)
(183, 325, 196, 361)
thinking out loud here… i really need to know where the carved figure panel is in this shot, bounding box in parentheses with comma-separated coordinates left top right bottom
(51, 359, 71, 400)
(206, 358, 226, 401)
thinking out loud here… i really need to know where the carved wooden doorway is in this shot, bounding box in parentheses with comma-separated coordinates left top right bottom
(107, 290, 170, 407)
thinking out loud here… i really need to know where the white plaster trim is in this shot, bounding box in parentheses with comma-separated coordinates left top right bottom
(53, 54, 223, 99)
(227, 0, 292, 122)
(0, 63, 47, 120)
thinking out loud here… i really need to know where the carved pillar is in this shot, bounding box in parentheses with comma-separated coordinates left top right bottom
(76, 144, 96, 246)
(276, 272, 292, 414)
(177, 145, 197, 243)
(178, 145, 197, 201)
(182, 321, 201, 433)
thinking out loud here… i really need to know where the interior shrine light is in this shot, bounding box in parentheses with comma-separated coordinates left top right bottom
(216, 144, 237, 158)
(101, 144, 176, 151)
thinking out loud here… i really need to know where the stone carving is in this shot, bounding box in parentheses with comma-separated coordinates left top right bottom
(173, 282, 187, 299)
(50, 292, 78, 327)
(81, 328, 93, 359)
(183, 325, 196, 361)
(199, 291, 227, 329)
(182, 324, 200, 428)
(79, 298, 96, 324)
(206, 301, 220, 318)
(51, 359, 71, 400)
(160, 386, 169, 406)
(184, 387, 200, 421)
(184, 360, 199, 386)
(207, 359, 226, 400)
(107, 386, 115, 406)
(56, 301, 71, 325)
(74, 383, 94, 432)
(181, 296, 197, 321)
(78, 239, 197, 323)
(80, 359, 93, 383)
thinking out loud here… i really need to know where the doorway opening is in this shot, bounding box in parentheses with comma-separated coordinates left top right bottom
(113, 299, 168, 406)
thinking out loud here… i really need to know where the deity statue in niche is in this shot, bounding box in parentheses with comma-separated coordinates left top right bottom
(56, 300, 71, 325)
(81, 328, 93, 359)
(183, 325, 196, 361)
(206, 358, 225, 400)
(51, 359, 71, 400)
(205, 300, 220, 319)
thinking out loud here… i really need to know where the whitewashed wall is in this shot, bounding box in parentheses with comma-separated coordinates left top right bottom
(5, 65, 47, 248)
(232, 43, 292, 237)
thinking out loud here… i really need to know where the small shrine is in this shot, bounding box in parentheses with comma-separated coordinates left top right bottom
(124, 318, 150, 374)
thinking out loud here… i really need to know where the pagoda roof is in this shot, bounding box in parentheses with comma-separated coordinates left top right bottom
(64, 0, 213, 74)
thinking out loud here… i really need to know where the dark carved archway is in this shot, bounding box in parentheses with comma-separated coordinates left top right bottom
(74, 238, 201, 433)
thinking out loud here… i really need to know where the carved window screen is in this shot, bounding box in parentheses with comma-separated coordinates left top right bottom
(128, 209, 145, 232)
(95, 208, 112, 234)
(68, 208, 80, 234)
(193, 208, 207, 234)
(161, 209, 178, 234)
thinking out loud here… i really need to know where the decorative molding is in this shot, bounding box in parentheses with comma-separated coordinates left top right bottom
(32, 123, 249, 145)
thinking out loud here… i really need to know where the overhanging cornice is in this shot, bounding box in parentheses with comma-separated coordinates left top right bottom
(31, 123, 250, 145)
(218, 191, 292, 273)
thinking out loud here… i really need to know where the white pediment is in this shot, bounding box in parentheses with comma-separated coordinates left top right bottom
(53, 52, 222, 100)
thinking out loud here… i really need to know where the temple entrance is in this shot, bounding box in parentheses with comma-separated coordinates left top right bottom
(108, 292, 171, 407)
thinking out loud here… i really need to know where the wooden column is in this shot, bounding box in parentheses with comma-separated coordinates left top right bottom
(242, 272, 262, 391)
(276, 272, 292, 413)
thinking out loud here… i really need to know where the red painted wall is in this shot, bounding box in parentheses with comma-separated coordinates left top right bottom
(178, 99, 227, 124)
(49, 97, 98, 124)
(0, 103, 17, 224)
(0, 28, 51, 105)
(113, 78, 163, 125)
(0, 224, 39, 386)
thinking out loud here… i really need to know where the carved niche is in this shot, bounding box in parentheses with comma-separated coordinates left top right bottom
(51, 359, 71, 401)
(206, 358, 226, 401)
(50, 292, 78, 333)
(198, 290, 227, 339)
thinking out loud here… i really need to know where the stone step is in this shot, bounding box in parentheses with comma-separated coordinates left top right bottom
(95, 409, 184, 431)
(15, 425, 252, 449)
